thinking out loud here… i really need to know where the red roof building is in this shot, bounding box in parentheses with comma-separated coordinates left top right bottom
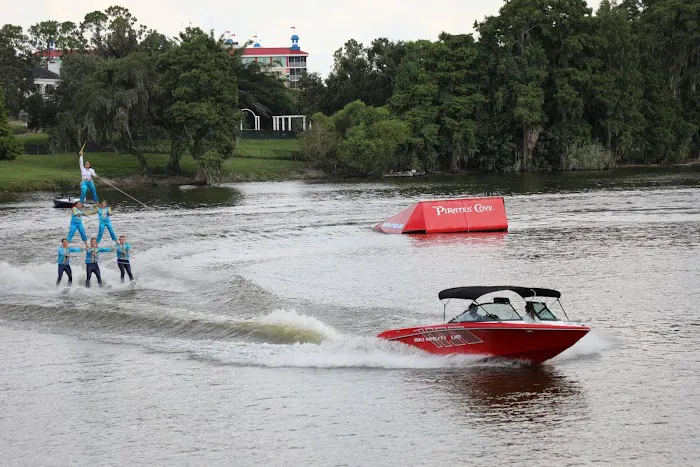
(231, 29, 308, 88)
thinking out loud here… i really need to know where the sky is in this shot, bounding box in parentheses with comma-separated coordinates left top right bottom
(2, 0, 603, 76)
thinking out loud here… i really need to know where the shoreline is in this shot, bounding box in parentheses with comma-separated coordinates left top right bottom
(1, 157, 698, 194)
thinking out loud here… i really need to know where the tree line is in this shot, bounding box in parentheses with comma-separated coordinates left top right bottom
(0, 6, 294, 181)
(298, 0, 700, 175)
(1, 0, 698, 177)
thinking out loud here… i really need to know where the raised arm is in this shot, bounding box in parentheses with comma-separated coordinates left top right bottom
(69, 247, 83, 252)
(79, 153, 86, 171)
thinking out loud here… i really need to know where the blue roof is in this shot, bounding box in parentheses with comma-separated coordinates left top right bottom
(291, 34, 299, 41)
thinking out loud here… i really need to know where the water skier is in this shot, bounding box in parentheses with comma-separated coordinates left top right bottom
(56, 238, 82, 287)
(84, 237, 114, 288)
(96, 200, 117, 243)
(115, 235, 134, 283)
(67, 201, 94, 249)
(79, 148, 99, 204)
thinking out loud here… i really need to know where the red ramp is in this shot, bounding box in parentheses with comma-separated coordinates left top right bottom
(375, 197, 508, 234)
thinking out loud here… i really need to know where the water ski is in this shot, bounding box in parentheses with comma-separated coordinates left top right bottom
(126, 280, 137, 289)
(60, 287, 71, 294)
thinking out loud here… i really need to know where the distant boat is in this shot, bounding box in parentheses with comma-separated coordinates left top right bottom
(52, 194, 79, 208)
(383, 170, 426, 178)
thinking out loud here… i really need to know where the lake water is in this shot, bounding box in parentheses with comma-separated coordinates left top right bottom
(1, 167, 699, 466)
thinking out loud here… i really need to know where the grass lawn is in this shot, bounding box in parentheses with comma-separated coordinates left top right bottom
(235, 138, 301, 158)
(0, 152, 306, 192)
(16, 132, 302, 157)
(15, 132, 49, 145)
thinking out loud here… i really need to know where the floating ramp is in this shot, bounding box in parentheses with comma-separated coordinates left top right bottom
(375, 197, 508, 234)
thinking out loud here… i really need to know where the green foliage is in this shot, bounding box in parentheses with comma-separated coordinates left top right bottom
(231, 52, 295, 119)
(0, 85, 24, 160)
(299, 38, 405, 115)
(3, 0, 699, 174)
(300, 112, 339, 169)
(298, 0, 699, 172)
(0, 25, 35, 118)
(9, 121, 28, 134)
(560, 141, 615, 170)
(26, 93, 59, 132)
(156, 27, 239, 181)
(302, 101, 410, 177)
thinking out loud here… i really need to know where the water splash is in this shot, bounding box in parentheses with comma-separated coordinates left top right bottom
(0, 261, 188, 296)
(553, 329, 618, 361)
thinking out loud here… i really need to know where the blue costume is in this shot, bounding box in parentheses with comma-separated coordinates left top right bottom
(79, 154, 98, 204)
(56, 246, 82, 286)
(84, 246, 113, 288)
(115, 242, 134, 282)
(96, 206, 117, 243)
(67, 206, 92, 243)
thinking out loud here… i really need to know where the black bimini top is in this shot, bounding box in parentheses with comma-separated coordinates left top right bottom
(438, 286, 561, 301)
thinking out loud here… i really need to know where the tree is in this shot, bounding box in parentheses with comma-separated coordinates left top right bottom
(230, 47, 295, 120)
(586, 0, 645, 163)
(300, 112, 339, 170)
(80, 7, 148, 59)
(302, 101, 410, 176)
(156, 27, 239, 181)
(0, 25, 35, 118)
(637, 0, 699, 162)
(28, 21, 83, 60)
(296, 72, 326, 116)
(389, 41, 440, 171)
(322, 38, 406, 114)
(0, 85, 24, 160)
(26, 92, 59, 131)
(430, 33, 486, 171)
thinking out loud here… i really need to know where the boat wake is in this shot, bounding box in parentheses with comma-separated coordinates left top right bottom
(0, 260, 614, 369)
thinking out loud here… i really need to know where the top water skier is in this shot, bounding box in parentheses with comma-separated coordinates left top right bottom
(79, 147, 99, 204)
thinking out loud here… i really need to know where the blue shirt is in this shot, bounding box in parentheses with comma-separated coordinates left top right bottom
(70, 207, 90, 223)
(97, 206, 112, 224)
(116, 243, 131, 262)
(85, 247, 113, 264)
(57, 246, 82, 265)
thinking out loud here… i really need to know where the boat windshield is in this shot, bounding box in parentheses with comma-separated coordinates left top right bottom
(530, 302, 559, 321)
(451, 302, 522, 322)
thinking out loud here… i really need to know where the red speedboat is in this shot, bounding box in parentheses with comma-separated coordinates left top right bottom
(378, 286, 590, 365)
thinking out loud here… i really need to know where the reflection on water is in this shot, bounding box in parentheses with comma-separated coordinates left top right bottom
(100, 185, 243, 209)
(412, 366, 584, 426)
(376, 166, 700, 197)
(409, 231, 509, 248)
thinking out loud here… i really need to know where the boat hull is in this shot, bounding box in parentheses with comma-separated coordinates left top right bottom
(53, 199, 78, 208)
(377, 322, 590, 365)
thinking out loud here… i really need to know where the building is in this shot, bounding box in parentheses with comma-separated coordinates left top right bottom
(32, 67, 60, 97)
(33, 48, 63, 98)
(229, 28, 308, 88)
(34, 48, 64, 74)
